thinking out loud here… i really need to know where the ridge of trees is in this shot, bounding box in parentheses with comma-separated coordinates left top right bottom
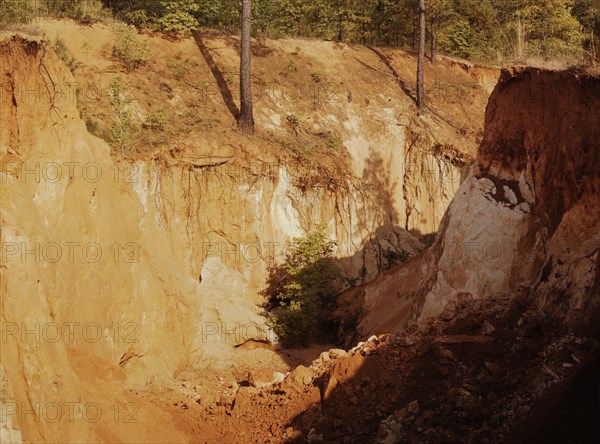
(109, 0, 598, 64)
(2, 0, 598, 64)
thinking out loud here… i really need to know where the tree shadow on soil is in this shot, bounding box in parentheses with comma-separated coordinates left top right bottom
(192, 30, 240, 120)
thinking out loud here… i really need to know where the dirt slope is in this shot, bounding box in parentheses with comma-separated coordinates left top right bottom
(38, 18, 497, 235)
(159, 67, 600, 444)
(0, 25, 496, 443)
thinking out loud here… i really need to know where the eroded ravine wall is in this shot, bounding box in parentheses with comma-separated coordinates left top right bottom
(358, 68, 600, 338)
(0, 34, 475, 442)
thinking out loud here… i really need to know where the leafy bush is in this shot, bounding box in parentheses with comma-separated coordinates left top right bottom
(1, 0, 109, 28)
(43, 0, 109, 24)
(112, 24, 149, 72)
(122, 0, 199, 35)
(0, 0, 34, 26)
(154, 0, 199, 34)
(267, 225, 343, 347)
(167, 60, 190, 81)
(441, 18, 481, 60)
(144, 106, 168, 131)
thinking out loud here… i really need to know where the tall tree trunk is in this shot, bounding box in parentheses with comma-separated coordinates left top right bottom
(517, 16, 523, 58)
(417, 0, 426, 111)
(238, 0, 254, 135)
(430, 18, 437, 64)
(592, 29, 596, 66)
(337, 1, 345, 42)
(338, 16, 345, 42)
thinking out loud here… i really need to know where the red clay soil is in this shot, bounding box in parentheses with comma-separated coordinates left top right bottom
(477, 68, 600, 237)
(143, 293, 599, 443)
(141, 68, 600, 444)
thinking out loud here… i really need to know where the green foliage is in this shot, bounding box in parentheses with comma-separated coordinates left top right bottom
(117, 0, 199, 34)
(44, 0, 109, 24)
(154, 0, 199, 34)
(0, 0, 34, 26)
(1, 0, 587, 65)
(572, 0, 600, 62)
(1, 0, 109, 27)
(442, 18, 480, 59)
(267, 225, 343, 347)
(167, 60, 190, 80)
(144, 106, 168, 131)
(112, 24, 149, 71)
(108, 77, 135, 155)
(521, 0, 582, 58)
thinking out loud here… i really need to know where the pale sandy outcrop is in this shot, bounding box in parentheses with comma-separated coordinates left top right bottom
(358, 68, 600, 336)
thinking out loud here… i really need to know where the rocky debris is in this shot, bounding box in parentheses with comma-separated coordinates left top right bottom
(282, 365, 315, 394)
(145, 294, 598, 444)
(441, 300, 457, 321)
(289, 295, 600, 443)
(248, 370, 286, 388)
(328, 349, 347, 359)
(319, 351, 331, 362)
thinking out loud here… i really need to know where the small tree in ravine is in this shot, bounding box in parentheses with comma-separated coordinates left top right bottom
(268, 225, 343, 347)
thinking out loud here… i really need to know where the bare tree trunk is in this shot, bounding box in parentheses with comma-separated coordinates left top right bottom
(238, 0, 254, 135)
(592, 29, 597, 66)
(517, 16, 523, 58)
(430, 18, 437, 64)
(337, 0, 345, 42)
(417, 0, 426, 111)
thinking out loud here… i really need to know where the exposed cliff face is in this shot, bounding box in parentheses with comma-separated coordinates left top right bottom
(36, 19, 492, 238)
(0, 31, 492, 442)
(1, 35, 199, 443)
(2, 27, 597, 444)
(358, 67, 600, 338)
(475, 68, 600, 331)
(280, 67, 600, 444)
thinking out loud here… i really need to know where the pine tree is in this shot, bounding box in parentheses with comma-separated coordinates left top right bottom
(238, 0, 255, 135)
(572, 0, 600, 64)
(428, 0, 456, 63)
(417, 0, 426, 111)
